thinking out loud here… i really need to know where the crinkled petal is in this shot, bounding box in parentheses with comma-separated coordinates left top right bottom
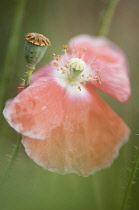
(69, 34, 131, 103)
(3, 77, 66, 140)
(22, 85, 130, 176)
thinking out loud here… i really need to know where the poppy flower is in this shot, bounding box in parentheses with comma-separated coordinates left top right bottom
(3, 35, 131, 176)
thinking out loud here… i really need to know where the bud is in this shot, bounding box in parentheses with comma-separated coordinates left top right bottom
(24, 32, 51, 70)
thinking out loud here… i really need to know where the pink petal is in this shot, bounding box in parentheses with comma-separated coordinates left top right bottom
(31, 64, 55, 83)
(3, 77, 65, 140)
(69, 35, 131, 103)
(22, 85, 130, 176)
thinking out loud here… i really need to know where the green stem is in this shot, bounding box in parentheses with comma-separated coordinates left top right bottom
(120, 147, 139, 210)
(0, 0, 26, 187)
(0, 0, 26, 116)
(0, 67, 32, 185)
(0, 0, 26, 186)
(24, 69, 33, 88)
(96, 0, 119, 36)
(0, 134, 21, 186)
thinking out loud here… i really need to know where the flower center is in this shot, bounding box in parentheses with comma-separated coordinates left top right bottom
(69, 58, 86, 78)
(52, 46, 102, 95)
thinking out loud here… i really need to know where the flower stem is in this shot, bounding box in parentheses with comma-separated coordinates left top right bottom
(24, 69, 33, 88)
(120, 147, 139, 210)
(0, 67, 32, 185)
(0, 134, 21, 186)
(0, 0, 26, 116)
(0, 0, 26, 187)
(96, 0, 119, 36)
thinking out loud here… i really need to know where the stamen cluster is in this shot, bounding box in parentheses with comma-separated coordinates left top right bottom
(52, 45, 102, 92)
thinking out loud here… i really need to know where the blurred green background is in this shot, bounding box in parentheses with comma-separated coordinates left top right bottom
(0, 0, 139, 209)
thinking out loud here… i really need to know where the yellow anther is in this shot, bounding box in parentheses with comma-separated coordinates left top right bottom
(78, 86, 81, 91)
(63, 45, 68, 49)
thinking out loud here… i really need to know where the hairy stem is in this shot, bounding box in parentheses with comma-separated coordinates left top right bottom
(24, 69, 33, 88)
(97, 0, 119, 36)
(0, 134, 21, 186)
(0, 0, 26, 116)
(120, 147, 139, 210)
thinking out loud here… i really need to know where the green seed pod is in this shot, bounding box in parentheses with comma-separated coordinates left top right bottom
(24, 33, 51, 70)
